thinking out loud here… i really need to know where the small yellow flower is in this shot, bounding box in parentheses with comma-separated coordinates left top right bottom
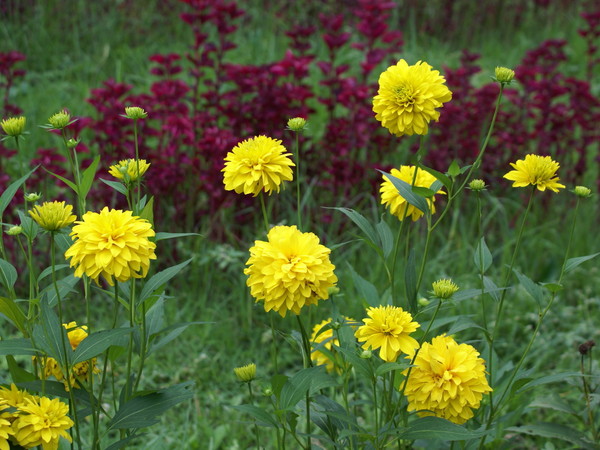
(28, 201, 76, 232)
(468, 179, 486, 191)
(380, 165, 444, 221)
(355, 305, 420, 362)
(432, 279, 459, 299)
(311, 317, 355, 373)
(108, 159, 151, 182)
(223, 136, 295, 197)
(124, 106, 148, 119)
(65, 207, 157, 286)
(245, 225, 337, 317)
(287, 117, 307, 132)
(234, 363, 256, 382)
(12, 396, 73, 450)
(0, 384, 35, 410)
(503, 154, 565, 193)
(1, 116, 26, 137)
(403, 334, 492, 424)
(494, 66, 515, 84)
(0, 409, 13, 450)
(573, 185, 592, 198)
(47, 110, 71, 129)
(373, 60, 452, 136)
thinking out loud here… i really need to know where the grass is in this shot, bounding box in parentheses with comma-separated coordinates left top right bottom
(2, 1, 599, 448)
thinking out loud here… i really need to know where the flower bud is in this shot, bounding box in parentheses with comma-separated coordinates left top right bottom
(1, 116, 26, 136)
(24, 192, 41, 202)
(48, 110, 71, 129)
(328, 286, 340, 296)
(124, 106, 148, 120)
(573, 185, 592, 198)
(418, 297, 430, 307)
(360, 349, 372, 359)
(494, 67, 515, 85)
(6, 226, 23, 236)
(432, 279, 459, 300)
(233, 363, 256, 382)
(469, 179, 486, 191)
(262, 387, 273, 396)
(331, 321, 342, 331)
(287, 117, 307, 132)
(67, 138, 80, 148)
(578, 340, 595, 356)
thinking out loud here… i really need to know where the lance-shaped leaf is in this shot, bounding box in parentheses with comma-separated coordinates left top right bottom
(72, 328, 133, 365)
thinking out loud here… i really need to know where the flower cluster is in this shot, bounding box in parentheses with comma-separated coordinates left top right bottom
(245, 225, 337, 317)
(403, 335, 492, 424)
(0, 384, 73, 450)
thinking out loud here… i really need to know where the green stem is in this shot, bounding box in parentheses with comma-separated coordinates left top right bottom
(269, 314, 279, 373)
(248, 382, 261, 449)
(476, 192, 488, 331)
(259, 192, 270, 235)
(134, 301, 147, 392)
(125, 280, 136, 399)
(294, 132, 302, 230)
(133, 119, 141, 214)
(296, 315, 312, 450)
(581, 354, 598, 441)
(414, 214, 433, 295)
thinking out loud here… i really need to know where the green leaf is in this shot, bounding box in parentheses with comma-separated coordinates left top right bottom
(516, 372, 582, 394)
(105, 434, 145, 450)
(473, 237, 492, 273)
(447, 160, 461, 177)
(0, 167, 37, 216)
(54, 233, 73, 254)
(0, 338, 38, 356)
(139, 196, 154, 224)
(40, 274, 78, 308)
(379, 170, 429, 214)
(335, 346, 374, 381)
(279, 366, 337, 410)
(155, 232, 202, 242)
(529, 395, 579, 416)
(148, 321, 207, 354)
(506, 423, 594, 448)
(405, 248, 417, 313)
(375, 361, 409, 377)
(347, 263, 379, 306)
(542, 282, 564, 293)
(45, 168, 78, 194)
(99, 178, 128, 196)
(399, 416, 486, 440)
(33, 299, 71, 366)
(138, 258, 193, 306)
(0, 258, 18, 291)
(7, 355, 37, 382)
(37, 264, 69, 284)
(145, 296, 166, 339)
(565, 252, 600, 274)
(483, 277, 500, 302)
(411, 186, 436, 198)
(72, 328, 133, 365)
(328, 207, 379, 247)
(108, 381, 194, 429)
(232, 404, 279, 428)
(513, 269, 544, 303)
(419, 165, 452, 190)
(0, 296, 26, 333)
(375, 218, 394, 259)
(79, 155, 100, 199)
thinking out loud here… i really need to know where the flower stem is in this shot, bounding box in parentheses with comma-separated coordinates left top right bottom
(296, 315, 313, 450)
(248, 382, 262, 449)
(294, 132, 302, 230)
(260, 192, 270, 235)
(133, 119, 141, 214)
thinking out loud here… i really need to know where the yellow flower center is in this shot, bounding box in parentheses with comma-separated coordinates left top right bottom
(394, 85, 415, 106)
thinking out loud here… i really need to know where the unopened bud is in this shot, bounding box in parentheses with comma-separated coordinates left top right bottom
(360, 349, 372, 359)
(233, 363, 256, 382)
(287, 117, 307, 132)
(573, 186, 592, 198)
(6, 226, 23, 236)
(494, 67, 515, 85)
(124, 106, 148, 120)
(1, 116, 26, 136)
(48, 110, 71, 129)
(67, 138, 79, 148)
(24, 192, 41, 202)
(432, 279, 459, 300)
(469, 179, 486, 191)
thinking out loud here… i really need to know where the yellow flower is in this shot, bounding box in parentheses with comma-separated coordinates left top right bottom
(12, 396, 73, 450)
(503, 154, 565, 193)
(1, 116, 26, 136)
(355, 305, 420, 362)
(65, 207, 157, 286)
(0, 410, 13, 450)
(0, 384, 34, 410)
(432, 279, 459, 300)
(36, 322, 100, 390)
(124, 106, 148, 119)
(373, 60, 452, 136)
(233, 363, 257, 382)
(245, 225, 337, 317)
(108, 159, 151, 182)
(403, 334, 492, 424)
(222, 136, 295, 197)
(47, 110, 71, 129)
(28, 201, 76, 232)
(380, 165, 443, 221)
(311, 317, 355, 373)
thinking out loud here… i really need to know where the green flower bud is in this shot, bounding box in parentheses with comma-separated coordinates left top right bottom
(6, 226, 23, 236)
(1, 116, 26, 136)
(48, 110, 71, 129)
(494, 67, 515, 85)
(469, 179, 486, 191)
(360, 349, 372, 359)
(328, 286, 340, 296)
(24, 192, 41, 202)
(432, 279, 459, 300)
(573, 185, 592, 198)
(287, 117, 307, 132)
(262, 387, 273, 396)
(234, 363, 256, 382)
(67, 138, 80, 148)
(418, 297, 430, 307)
(124, 106, 148, 120)
(331, 321, 342, 331)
